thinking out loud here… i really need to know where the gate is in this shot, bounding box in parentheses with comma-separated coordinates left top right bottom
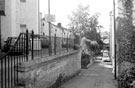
(0, 30, 30, 88)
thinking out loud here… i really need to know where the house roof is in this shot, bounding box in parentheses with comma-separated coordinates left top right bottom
(42, 18, 70, 32)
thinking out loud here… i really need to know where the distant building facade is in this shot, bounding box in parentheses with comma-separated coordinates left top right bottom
(41, 18, 74, 49)
(41, 18, 73, 38)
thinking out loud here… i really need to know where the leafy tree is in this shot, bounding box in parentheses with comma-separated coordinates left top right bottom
(68, 4, 103, 51)
(68, 4, 103, 34)
(68, 4, 90, 33)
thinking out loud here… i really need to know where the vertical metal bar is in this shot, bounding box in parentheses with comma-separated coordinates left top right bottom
(18, 35, 21, 62)
(67, 34, 68, 52)
(25, 32, 27, 61)
(31, 31, 34, 60)
(14, 52, 16, 86)
(22, 33, 24, 59)
(36, 35, 37, 57)
(16, 34, 20, 85)
(11, 55, 13, 88)
(26, 30, 29, 61)
(5, 57, 7, 88)
(16, 40, 19, 85)
(24, 33, 26, 61)
(1, 58, 3, 88)
(8, 55, 10, 88)
(54, 33, 56, 55)
(37, 35, 41, 56)
(40, 35, 43, 58)
(36, 35, 38, 57)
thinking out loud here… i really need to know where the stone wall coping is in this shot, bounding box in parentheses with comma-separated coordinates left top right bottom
(17, 50, 80, 72)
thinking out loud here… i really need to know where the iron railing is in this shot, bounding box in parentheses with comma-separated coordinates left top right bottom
(30, 30, 75, 58)
(0, 30, 75, 88)
(0, 30, 30, 88)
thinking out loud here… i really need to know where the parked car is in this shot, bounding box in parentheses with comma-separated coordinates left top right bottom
(102, 50, 110, 62)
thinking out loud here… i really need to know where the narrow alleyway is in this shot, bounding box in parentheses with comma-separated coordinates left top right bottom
(60, 58, 118, 88)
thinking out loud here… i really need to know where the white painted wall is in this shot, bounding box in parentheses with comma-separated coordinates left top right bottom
(41, 21, 64, 37)
(19, 0, 39, 34)
(42, 21, 49, 36)
(1, 0, 12, 40)
(1, 0, 39, 41)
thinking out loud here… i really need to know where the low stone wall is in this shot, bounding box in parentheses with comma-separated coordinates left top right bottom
(16, 50, 81, 88)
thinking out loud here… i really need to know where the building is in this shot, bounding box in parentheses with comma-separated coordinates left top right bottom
(41, 18, 73, 38)
(1, 0, 39, 42)
(41, 18, 74, 50)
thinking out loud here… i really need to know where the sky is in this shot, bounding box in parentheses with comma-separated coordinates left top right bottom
(40, 0, 115, 32)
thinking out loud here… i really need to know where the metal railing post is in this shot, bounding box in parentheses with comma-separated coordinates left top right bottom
(26, 29, 29, 61)
(31, 30, 34, 60)
(67, 34, 68, 52)
(54, 33, 56, 55)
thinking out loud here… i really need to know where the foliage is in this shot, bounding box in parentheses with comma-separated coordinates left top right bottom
(118, 67, 135, 88)
(68, 4, 90, 33)
(117, 0, 134, 63)
(68, 4, 103, 34)
(117, 0, 135, 88)
(84, 31, 103, 51)
(73, 33, 81, 45)
(68, 4, 104, 52)
(117, 17, 135, 64)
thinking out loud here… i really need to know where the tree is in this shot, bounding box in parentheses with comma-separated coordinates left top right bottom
(68, 4, 103, 34)
(68, 4, 90, 33)
(68, 4, 103, 51)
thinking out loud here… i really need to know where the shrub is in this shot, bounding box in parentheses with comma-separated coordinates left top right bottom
(117, 0, 135, 88)
(118, 67, 135, 88)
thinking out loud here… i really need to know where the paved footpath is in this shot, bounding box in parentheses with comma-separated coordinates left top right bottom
(60, 60, 118, 88)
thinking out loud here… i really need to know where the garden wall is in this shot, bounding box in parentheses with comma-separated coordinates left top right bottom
(16, 50, 81, 88)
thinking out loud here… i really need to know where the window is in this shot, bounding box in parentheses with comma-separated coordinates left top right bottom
(55, 29, 57, 32)
(20, 24, 26, 28)
(20, 0, 26, 3)
(20, 24, 27, 33)
(42, 23, 45, 26)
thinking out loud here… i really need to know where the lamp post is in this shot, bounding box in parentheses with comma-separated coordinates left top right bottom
(113, 0, 117, 79)
(48, 0, 52, 55)
(110, 11, 112, 62)
(0, 17, 1, 52)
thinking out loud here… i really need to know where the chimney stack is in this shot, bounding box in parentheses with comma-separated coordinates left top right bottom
(57, 23, 62, 27)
